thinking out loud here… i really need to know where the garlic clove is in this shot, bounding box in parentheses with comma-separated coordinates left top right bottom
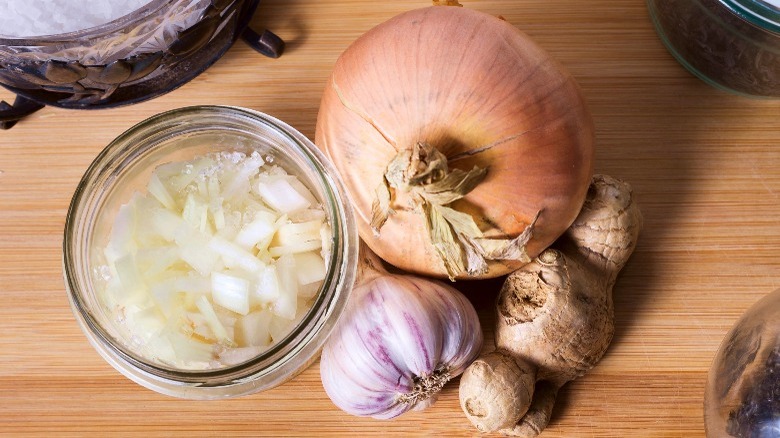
(320, 346, 404, 418)
(330, 289, 413, 391)
(373, 276, 442, 377)
(424, 283, 483, 375)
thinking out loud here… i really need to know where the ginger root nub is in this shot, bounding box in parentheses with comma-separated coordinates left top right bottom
(459, 174, 642, 437)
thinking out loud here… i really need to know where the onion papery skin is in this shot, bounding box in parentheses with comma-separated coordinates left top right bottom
(315, 6, 595, 279)
(319, 273, 483, 419)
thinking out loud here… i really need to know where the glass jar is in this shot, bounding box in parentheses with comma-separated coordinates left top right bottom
(647, 0, 780, 98)
(704, 288, 780, 437)
(63, 106, 358, 399)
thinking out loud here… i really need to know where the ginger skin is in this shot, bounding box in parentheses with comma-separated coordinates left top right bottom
(459, 174, 642, 437)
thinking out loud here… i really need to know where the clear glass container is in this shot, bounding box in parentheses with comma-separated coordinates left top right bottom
(63, 105, 358, 399)
(647, 0, 780, 98)
(704, 288, 779, 437)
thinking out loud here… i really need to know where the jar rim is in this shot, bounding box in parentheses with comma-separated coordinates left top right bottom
(720, 0, 780, 33)
(0, 0, 171, 42)
(63, 105, 358, 397)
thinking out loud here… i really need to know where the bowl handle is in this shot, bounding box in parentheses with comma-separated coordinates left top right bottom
(241, 28, 285, 59)
(0, 95, 45, 130)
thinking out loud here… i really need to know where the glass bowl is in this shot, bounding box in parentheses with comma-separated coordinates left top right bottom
(0, 0, 262, 112)
(63, 105, 358, 399)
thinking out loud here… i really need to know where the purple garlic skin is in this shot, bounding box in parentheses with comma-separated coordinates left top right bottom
(320, 272, 483, 419)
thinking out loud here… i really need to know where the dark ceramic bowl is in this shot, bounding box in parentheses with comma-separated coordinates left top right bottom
(0, 0, 283, 128)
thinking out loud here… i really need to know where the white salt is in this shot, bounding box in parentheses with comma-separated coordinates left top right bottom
(0, 0, 154, 37)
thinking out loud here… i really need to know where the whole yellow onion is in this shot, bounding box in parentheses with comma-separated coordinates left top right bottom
(315, 5, 594, 280)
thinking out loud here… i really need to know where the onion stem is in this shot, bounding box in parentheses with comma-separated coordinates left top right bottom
(371, 142, 539, 280)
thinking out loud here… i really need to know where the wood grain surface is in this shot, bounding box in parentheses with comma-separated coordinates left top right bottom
(2, 0, 780, 436)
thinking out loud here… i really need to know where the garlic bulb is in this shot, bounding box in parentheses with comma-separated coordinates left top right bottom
(319, 246, 483, 419)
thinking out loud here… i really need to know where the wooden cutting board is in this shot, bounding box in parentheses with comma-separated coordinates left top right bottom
(2, 0, 779, 436)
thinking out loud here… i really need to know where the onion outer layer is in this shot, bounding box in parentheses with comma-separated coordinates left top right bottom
(315, 5, 595, 280)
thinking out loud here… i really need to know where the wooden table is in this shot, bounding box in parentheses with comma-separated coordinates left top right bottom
(2, 1, 779, 436)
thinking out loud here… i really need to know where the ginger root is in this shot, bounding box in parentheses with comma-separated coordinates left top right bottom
(459, 174, 642, 437)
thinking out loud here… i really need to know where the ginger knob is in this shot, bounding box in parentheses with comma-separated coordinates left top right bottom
(459, 174, 642, 437)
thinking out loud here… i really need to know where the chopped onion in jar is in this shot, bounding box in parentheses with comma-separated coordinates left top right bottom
(100, 151, 331, 370)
